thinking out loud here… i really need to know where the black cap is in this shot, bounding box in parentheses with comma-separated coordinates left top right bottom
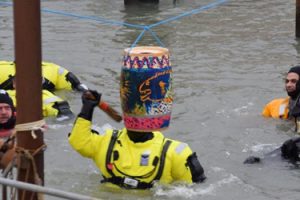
(0, 89, 14, 107)
(288, 65, 300, 76)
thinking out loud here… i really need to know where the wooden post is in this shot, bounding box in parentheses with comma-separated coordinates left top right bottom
(13, 0, 44, 200)
(296, 0, 300, 37)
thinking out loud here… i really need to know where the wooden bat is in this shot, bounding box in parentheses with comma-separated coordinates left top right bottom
(83, 91, 122, 122)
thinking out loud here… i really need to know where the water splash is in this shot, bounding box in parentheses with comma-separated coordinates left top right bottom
(154, 174, 242, 199)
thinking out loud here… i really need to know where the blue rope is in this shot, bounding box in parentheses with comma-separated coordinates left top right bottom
(130, 29, 147, 48)
(0, 0, 228, 47)
(148, 28, 165, 47)
(149, 0, 228, 28)
(42, 8, 145, 29)
(0, 1, 144, 29)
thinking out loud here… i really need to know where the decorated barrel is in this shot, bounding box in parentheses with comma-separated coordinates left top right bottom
(120, 46, 173, 132)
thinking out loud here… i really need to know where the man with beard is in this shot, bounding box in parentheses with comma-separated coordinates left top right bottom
(249, 66, 300, 165)
(262, 65, 300, 121)
(0, 90, 16, 169)
(0, 90, 15, 138)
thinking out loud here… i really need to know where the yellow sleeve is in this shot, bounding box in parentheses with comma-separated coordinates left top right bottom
(42, 62, 72, 90)
(42, 103, 58, 117)
(169, 141, 193, 183)
(7, 89, 63, 117)
(56, 66, 72, 90)
(42, 90, 63, 117)
(68, 117, 103, 159)
(0, 61, 15, 85)
(42, 62, 59, 86)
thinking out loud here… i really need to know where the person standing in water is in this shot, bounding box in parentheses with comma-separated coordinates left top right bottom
(262, 65, 300, 119)
(68, 46, 206, 189)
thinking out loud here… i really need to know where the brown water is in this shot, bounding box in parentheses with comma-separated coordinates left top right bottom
(1, 0, 300, 199)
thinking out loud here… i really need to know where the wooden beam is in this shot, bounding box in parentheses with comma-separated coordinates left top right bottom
(13, 0, 44, 199)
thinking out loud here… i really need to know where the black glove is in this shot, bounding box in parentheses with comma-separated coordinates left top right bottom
(187, 152, 206, 183)
(281, 137, 300, 161)
(243, 156, 261, 164)
(52, 101, 74, 120)
(65, 72, 89, 92)
(78, 90, 101, 121)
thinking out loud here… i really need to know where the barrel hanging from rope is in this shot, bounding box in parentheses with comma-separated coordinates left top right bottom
(120, 46, 173, 132)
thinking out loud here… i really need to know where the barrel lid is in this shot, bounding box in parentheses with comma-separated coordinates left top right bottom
(124, 46, 169, 57)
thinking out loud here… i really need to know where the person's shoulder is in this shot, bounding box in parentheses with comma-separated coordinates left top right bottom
(265, 97, 289, 106)
(165, 138, 192, 156)
(42, 61, 60, 68)
(0, 61, 14, 66)
(91, 125, 117, 137)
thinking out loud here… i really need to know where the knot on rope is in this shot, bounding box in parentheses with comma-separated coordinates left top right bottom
(144, 26, 150, 31)
(15, 119, 47, 139)
(15, 144, 47, 158)
(15, 144, 47, 200)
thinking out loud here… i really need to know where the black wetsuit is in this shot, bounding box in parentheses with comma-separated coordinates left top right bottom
(244, 137, 300, 164)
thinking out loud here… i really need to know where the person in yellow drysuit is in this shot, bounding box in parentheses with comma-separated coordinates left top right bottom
(41, 61, 88, 92)
(6, 89, 73, 119)
(0, 61, 87, 92)
(6, 77, 74, 119)
(262, 65, 300, 119)
(69, 46, 206, 189)
(69, 90, 206, 189)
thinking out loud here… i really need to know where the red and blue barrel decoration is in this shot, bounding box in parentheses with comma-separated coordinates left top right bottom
(120, 46, 173, 132)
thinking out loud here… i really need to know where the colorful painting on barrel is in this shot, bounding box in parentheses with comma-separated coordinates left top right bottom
(123, 55, 170, 69)
(123, 114, 171, 131)
(120, 66, 173, 131)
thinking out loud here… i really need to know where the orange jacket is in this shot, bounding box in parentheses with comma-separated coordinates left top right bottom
(262, 97, 289, 119)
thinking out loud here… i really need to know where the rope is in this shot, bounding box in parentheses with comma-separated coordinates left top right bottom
(1, 150, 16, 200)
(15, 119, 47, 139)
(16, 144, 47, 200)
(0, 0, 229, 47)
(1, 143, 47, 200)
(149, 0, 228, 28)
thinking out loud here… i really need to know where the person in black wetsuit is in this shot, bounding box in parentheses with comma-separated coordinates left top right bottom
(244, 137, 300, 165)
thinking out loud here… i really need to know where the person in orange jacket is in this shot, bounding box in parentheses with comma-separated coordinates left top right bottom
(250, 66, 300, 166)
(262, 65, 300, 120)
